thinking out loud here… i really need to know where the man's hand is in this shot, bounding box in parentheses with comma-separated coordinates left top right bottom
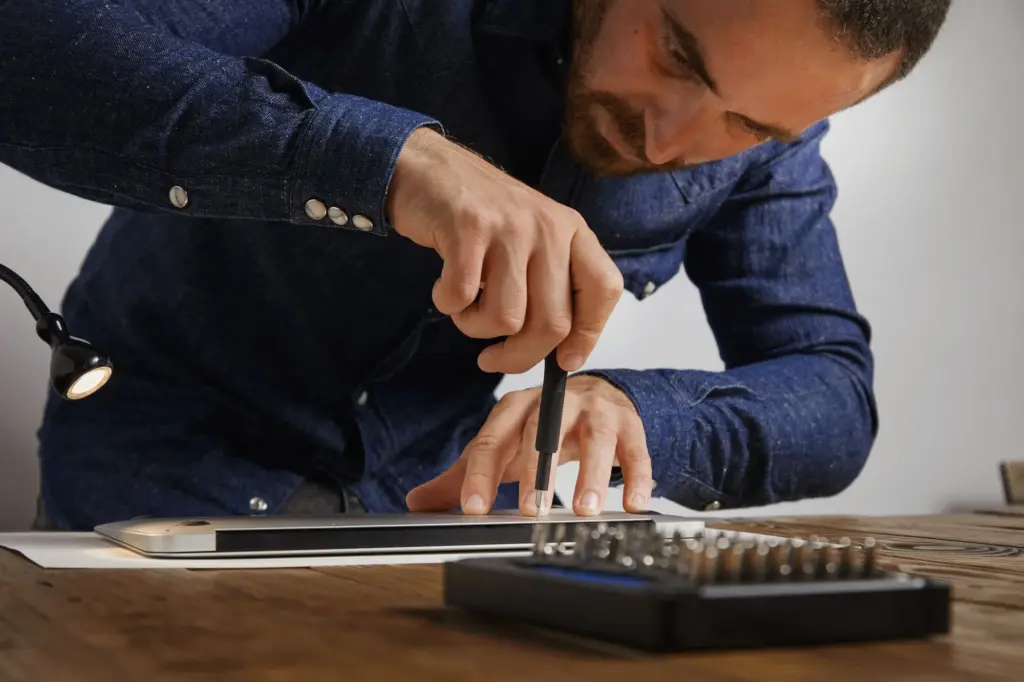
(387, 127, 624, 375)
(405, 375, 653, 517)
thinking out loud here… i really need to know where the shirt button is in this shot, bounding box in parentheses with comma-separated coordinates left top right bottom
(704, 500, 722, 512)
(328, 206, 349, 226)
(305, 198, 327, 220)
(352, 215, 374, 232)
(249, 496, 268, 513)
(169, 185, 189, 209)
(355, 390, 369, 407)
(641, 281, 657, 299)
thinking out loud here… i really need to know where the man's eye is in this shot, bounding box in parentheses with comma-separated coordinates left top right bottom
(741, 122, 772, 142)
(666, 45, 701, 82)
(659, 22, 697, 79)
(670, 48, 691, 70)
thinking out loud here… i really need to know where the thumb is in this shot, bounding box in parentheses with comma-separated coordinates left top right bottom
(406, 458, 468, 512)
(431, 229, 486, 316)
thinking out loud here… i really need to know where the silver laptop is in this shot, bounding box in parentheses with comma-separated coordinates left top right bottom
(94, 509, 704, 558)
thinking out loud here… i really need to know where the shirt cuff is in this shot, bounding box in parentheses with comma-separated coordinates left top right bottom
(579, 367, 732, 511)
(288, 93, 443, 236)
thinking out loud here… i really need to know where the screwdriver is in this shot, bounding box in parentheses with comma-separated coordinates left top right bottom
(533, 351, 568, 516)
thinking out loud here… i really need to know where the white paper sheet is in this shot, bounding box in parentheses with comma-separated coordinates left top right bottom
(0, 532, 528, 570)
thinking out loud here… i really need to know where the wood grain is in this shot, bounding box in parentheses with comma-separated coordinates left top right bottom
(711, 513, 1024, 548)
(0, 514, 1021, 682)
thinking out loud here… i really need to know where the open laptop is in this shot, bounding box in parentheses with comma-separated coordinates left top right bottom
(94, 509, 704, 558)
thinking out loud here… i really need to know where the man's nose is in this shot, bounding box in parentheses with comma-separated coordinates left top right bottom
(643, 94, 706, 166)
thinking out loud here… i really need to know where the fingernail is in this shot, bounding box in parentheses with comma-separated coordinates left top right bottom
(579, 491, 599, 515)
(520, 494, 537, 516)
(628, 492, 648, 511)
(563, 354, 584, 371)
(463, 494, 487, 514)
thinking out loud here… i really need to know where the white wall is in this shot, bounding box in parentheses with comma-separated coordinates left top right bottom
(1, 2, 1021, 530)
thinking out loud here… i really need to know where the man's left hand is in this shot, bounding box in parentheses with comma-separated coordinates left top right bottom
(405, 375, 653, 517)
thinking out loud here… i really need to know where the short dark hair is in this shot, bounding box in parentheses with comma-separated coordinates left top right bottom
(816, 0, 953, 82)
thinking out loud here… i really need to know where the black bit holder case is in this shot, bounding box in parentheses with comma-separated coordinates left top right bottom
(443, 524, 951, 652)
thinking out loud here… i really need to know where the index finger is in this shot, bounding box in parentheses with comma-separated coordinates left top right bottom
(459, 392, 535, 514)
(557, 227, 623, 371)
(405, 392, 531, 513)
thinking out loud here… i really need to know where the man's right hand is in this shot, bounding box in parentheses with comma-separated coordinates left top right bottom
(386, 127, 623, 375)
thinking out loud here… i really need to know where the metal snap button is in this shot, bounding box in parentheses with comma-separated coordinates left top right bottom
(169, 185, 189, 209)
(305, 199, 327, 220)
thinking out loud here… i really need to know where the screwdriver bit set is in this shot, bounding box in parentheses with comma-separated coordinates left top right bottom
(442, 522, 950, 652)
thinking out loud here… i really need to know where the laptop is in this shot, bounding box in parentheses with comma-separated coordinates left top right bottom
(94, 509, 704, 558)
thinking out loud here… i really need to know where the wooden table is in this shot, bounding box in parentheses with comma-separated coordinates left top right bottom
(1, 514, 1022, 681)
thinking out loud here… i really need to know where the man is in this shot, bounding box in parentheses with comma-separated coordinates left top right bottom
(0, 0, 950, 530)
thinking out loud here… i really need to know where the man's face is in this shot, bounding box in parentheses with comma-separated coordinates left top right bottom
(566, 0, 902, 176)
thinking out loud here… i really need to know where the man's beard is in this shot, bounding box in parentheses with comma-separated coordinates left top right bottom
(565, 0, 692, 177)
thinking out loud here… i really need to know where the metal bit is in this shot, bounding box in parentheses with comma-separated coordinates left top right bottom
(838, 537, 855, 578)
(701, 546, 720, 584)
(658, 529, 675, 567)
(684, 539, 705, 582)
(666, 530, 684, 570)
(534, 490, 545, 516)
(862, 537, 878, 576)
(684, 540, 700, 577)
(814, 537, 830, 577)
(613, 526, 633, 568)
(798, 539, 817, 580)
(587, 526, 604, 559)
(628, 525, 651, 568)
(595, 528, 613, 561)
(723, 542, 746, 582)
(571, 523, 591, 560)
(820, 541, 840, 579)
(550, 523, 567, 556)
(746, 540, 770, 582)
(671, 535, 691, 575)
(639, 528, 664, 568)
(531, 523, 549, 557)
(604, 525, 620, 560)
(554, 523, 574, 556)
(618, 526, 639, 569)
(769, 540, 793, 580)
(789, 538, 807, 569)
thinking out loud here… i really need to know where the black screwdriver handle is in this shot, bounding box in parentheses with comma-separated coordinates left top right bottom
(535, 351, 568, 457)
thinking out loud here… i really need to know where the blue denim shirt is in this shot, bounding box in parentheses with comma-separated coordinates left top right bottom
(0, 0, 877, 530)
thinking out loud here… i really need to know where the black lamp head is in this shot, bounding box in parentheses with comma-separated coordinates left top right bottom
(2, 262, 113, 400)
(36, 313, 113, 400)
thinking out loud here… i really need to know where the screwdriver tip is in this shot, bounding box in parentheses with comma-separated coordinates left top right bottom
(534, 490, 547, 516)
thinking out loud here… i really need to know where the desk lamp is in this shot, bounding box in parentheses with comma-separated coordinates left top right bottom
(0, 263, 113, 399)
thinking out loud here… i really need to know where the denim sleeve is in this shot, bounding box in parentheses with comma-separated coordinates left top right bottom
(0, 0, 439, 235)
(586, 121, 879, 511)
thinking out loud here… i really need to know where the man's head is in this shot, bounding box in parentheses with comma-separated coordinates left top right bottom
(565, 0, 952, 176)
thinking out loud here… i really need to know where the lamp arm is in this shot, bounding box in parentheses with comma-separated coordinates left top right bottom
(0, 263, 51, 322)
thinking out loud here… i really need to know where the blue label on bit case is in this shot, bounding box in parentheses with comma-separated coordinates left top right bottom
(531, 566, 652, 588)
